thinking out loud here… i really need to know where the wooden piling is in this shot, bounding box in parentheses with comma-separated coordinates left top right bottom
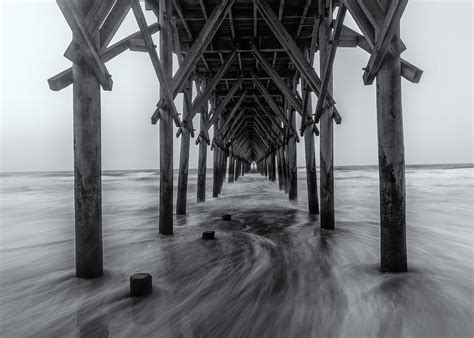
(228, 155, 234, 183)
(270, 152, 276, 182)
(212, 140, 219, 198)
(197, 102, 208, 202)
(277, 147, 283, 189)
(73, 0, 103, 278)
(280, 145, 288, 192)
(319, 10, 335, 229)
(158, 0, 174, 234)
(376, 22, 407, 272)
(235, 158, 240, 181)
(288, 108, 297, 201)
(304, 94, 319, 215)
(176, 79, 192, 215)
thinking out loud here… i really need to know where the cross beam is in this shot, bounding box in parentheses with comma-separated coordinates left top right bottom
(171, 0, 234, 98)
(192, 43, 239, 114)
(132, 0, 181, 127)
(314, 4, 347, 122)
(56, 0, 113, 91)
(249, 41, 304, 116)
(254, 0, 339, 115)
(362, 0, 408, 85)
(251, 71, 298, 140)
(63, 0, 115, 63)
(207, 74, 244, 126)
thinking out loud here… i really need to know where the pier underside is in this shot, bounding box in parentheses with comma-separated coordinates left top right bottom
(48, 0, 423, 275)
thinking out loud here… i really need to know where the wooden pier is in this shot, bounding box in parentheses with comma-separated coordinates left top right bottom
(49, 0, 422, 277)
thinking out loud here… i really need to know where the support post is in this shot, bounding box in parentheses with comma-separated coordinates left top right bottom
(277, 146, 283, 190)
(73, 0, 103, 278)
(176, 79, 192, 215)
(228, 155, 234, 183)
(159, 0, 174, 234)
(213, 142, 219, 198)
(197, 95, 208, 203)
(282, 142, 288, 193)
(319, 9, 335, 229)
(376, 17, 407, 272)
(288, 108, 298, 201)
(304, 93, 319, 214)
(235, 158, 240, 181)
(270, 152, 276, 182)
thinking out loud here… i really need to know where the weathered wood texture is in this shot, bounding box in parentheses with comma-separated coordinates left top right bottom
(228, 155, 235, 183)
(319, 10, 335, 229)
(159, 0, 174, 235)
(376, 24, 407, 272)
(304, 95, 319, 215)
(73, 0, 103, 278)
(288, 108, 298, 201)
(197, 105, 208, 203)
(176, 79, 192, 215)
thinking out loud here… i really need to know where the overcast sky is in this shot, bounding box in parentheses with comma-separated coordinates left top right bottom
(0, 0, 473, 172)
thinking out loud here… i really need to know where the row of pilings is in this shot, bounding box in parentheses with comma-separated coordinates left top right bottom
(65, 0, 408, 279)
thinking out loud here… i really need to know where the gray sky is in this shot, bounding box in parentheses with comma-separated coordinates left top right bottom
(0, 0, 473, 172)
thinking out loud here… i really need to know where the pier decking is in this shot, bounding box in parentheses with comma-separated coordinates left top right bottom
(48, 0, 423, 277)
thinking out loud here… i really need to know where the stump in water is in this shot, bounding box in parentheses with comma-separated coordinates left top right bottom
(130, 273, 152, 297)
(222, 214, 232, 221)
(202, 231, 215, 240)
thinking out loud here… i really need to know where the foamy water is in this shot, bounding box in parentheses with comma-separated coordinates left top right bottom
(0, 166, 473, 337)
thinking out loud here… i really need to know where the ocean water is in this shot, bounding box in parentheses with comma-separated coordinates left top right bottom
(0, 165, 473, 337)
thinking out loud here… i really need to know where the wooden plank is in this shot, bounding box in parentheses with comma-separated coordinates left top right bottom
(362, 0, 408, 85)
(48, 23, 160, 91)
(56, 0, 113, 91)
(171, 0, 235, 99)
(314, 4, 347, 123)
(131, 1, 181, 127)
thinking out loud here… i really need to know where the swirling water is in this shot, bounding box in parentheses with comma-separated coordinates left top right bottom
(0, 165, 473, 337)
